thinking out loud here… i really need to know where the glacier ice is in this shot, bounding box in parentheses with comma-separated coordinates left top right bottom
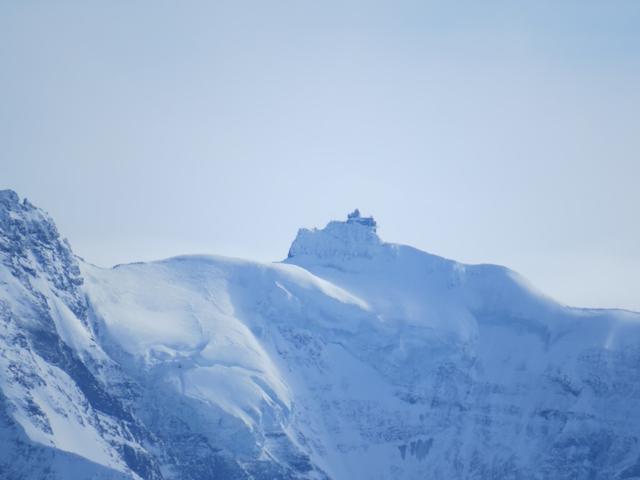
(1, 191, 640, 479)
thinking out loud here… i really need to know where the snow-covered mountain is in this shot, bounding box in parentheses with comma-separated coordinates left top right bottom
(1, 191, 639, 480)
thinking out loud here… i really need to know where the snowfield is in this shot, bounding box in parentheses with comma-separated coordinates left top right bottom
(1, 193, 640, 479)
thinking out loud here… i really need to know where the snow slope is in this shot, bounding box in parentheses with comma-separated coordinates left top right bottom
(2, 194, 640, 479)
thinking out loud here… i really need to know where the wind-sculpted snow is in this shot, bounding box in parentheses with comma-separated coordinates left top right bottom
(1, 191, 640, 479)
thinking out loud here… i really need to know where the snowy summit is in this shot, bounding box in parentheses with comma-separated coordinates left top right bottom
(288, 209, 381, 261)
(1, 190, 640, 480)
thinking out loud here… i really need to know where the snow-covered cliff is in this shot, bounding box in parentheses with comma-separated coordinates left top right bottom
(1, 191, 639, 479)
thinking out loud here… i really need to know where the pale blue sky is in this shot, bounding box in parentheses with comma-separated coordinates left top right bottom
(2, 1, 639, 310)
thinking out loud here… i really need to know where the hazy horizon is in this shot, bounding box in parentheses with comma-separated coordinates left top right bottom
(2, 1, 639, 311)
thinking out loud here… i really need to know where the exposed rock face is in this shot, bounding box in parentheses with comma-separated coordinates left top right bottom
(0, 191, 319, 479)
(288, 209, 381, 261)
(1, 191, 640, 479)
(0, 190, 161, 479)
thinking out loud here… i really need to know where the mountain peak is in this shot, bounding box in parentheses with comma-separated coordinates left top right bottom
(0, 189, 85, 317)
(0, 189, 20, 207)
(287, 209, 381, 261)
(0, 189, 39, 213)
